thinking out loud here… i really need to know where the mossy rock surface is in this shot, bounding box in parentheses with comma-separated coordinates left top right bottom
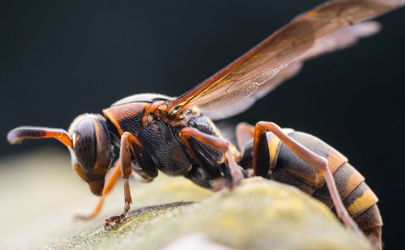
(0, 149, 372, 250)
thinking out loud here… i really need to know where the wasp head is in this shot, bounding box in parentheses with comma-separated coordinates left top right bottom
(7, 113, 115, 196)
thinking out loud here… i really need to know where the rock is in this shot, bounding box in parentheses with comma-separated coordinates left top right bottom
(0, 149, 372, 250)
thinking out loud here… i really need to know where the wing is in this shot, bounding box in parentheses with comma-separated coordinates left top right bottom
(203, 21, 380, 120)
(167, 0, 404, 118)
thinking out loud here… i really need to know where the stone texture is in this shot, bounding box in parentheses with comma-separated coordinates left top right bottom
(0, 149, 372, 250)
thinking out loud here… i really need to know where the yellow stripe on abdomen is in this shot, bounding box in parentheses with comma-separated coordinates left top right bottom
(343, 182, 378, 218)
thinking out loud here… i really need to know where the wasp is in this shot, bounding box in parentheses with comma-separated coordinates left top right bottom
(7, 0, 404, 249)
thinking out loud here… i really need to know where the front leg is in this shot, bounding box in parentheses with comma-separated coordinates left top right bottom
(75, 162, 122, 220)
(179, 127, 244, 190)
(104, 132, 138, 229)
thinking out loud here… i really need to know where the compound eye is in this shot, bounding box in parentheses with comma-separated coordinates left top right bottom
(73, 118, 97, 172)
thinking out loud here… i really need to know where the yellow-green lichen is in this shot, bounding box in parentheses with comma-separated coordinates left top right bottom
(0, 150, 373, 250)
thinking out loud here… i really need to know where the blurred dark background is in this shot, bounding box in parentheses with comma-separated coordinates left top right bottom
(0, 0, 404, 248)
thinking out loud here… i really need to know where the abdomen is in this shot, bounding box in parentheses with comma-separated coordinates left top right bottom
(270, 131, 382, 244)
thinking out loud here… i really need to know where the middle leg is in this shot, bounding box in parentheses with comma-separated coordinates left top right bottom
(179, 127, 244, 190)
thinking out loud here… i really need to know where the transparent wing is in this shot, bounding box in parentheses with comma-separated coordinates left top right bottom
(204, 21, 381, 120)
(168, 0, 404, 117)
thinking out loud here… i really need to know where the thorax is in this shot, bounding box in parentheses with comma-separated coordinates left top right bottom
(102, 95, 228, 177)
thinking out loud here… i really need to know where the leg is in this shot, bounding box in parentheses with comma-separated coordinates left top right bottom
(253, 121, 362, 236)
(104, 132, 138, 228)
(365, 227, 382, 250)
(179, 127, 244, 190)
(75, 163, 122, 220)
(235, 122, 254, 152)
(185, 164, 213, 189)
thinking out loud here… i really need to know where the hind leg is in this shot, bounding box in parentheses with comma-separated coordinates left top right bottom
(365, 227, 382, 250)
(236, 122, 255, 152)
(252, 121, 363, 237)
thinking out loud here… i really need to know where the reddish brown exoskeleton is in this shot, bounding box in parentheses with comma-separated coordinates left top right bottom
(7, 1, 404, 249)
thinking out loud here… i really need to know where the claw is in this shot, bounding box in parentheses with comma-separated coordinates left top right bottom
(104, 215, 124, 229)
(210, 178, 230, 191)
(74, 214, 94, 221)
(231, 170, 244, 187)
(210, 174, 243, 192)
